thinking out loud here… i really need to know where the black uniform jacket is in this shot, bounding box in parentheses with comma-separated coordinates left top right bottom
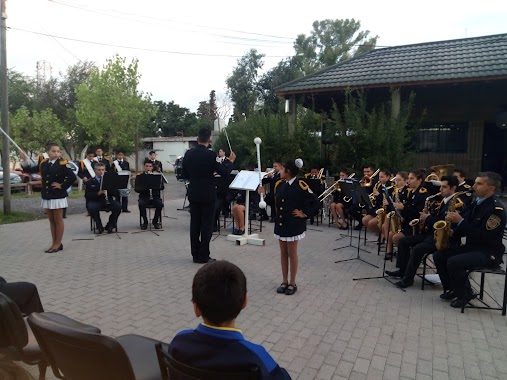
(24, 158, 76, 200)
(84, 177, 120, 203)
(453, 195, 506, 262)
(401, 185, 429, 225)
(182, 145, 233, 204)
(113, 159, 130, 171)
(78, 159, 96, 179)
(95, 156, 110, 171)
(456, 182, 473, 207)
(134, 172, 164, 200)
(424, 193, 466, 235)
(265, 179, 319, 238)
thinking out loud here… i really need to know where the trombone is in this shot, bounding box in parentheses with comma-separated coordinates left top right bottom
(360, 168, 380, 187)
(318, 173, 355, 203)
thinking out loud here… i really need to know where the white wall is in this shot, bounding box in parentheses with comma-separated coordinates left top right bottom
(152, 141, 192, 172)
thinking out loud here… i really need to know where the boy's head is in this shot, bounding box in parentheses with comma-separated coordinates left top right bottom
(192, 261, 248, 326)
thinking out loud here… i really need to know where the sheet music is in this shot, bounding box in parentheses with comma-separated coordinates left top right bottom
(229, 170, 260, 191)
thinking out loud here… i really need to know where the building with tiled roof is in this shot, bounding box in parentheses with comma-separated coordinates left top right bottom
(276, 33, 507, 179)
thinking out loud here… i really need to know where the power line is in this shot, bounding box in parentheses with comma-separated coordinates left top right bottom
(38, 25, 81, 61)
(49, 0, 294, 44)
(9, 26, 289, 58)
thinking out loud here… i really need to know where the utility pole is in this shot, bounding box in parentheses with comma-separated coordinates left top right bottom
(0, 0, 11, 213)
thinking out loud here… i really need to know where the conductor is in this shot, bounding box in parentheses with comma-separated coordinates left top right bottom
(182, 129, 236, 263)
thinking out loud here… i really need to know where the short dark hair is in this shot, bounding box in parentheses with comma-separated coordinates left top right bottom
(95, 147, 103, 151)
(310, 165, 320, 170)
(410, 169, 425, 181)
(340, 168, 350, 176)
(46, 142, 59, 151)
(192, 261, 247, 325)
(86, 148, 95, 156)
(149, 150, 156, 155)
(283, 160, 299, 177)
(363, 163, 375, 170)
(453, 168, 466, 178)
(94, 162, 106, 168)
(197, 129, 211, 143)
(440, 175, 458, 189)
(478, 171, 502, 191)
(115, 149, 125, 154)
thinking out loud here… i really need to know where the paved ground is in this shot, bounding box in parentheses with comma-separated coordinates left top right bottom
(2, 196, 507, 379)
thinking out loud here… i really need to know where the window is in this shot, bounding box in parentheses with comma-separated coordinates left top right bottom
(413, 123, 468, 153)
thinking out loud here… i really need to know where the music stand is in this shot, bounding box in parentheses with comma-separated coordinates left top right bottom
(97, 171, 129, 238)
(132, 173, 165, 236)
(177, 180, 190, 211)
(353, 185, 405, 291)
(334, 180, 377, 268)
(226, 170, 265, 246)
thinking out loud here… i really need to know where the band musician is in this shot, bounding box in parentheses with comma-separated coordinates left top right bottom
(330, 169, 351, 229)
(135, 162, 164, 230)
(85, 162, 121, 234)
(349, 164, 378, 230)
(433, 172, 506, 308)
(362, 169, 392, 236)
(78, 149, 98, 183)
(264, 161, 281, 223)
(453, 168, 473, 206)
(385, 175, 466, 288)
(95, 147, 110, 170)
(385, 169, 429, 259)
(145, 150, 163, 172)
(380, 171, 410, 242)
(304, 165, 325, 224)
(112, 149, 131, 213)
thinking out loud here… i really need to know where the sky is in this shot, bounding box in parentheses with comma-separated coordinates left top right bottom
(6, 0, 507, 112)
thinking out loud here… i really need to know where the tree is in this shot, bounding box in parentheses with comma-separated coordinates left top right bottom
(293, 19, 378, 75)
(76, 55, 156, 153)
(7, 70, 35, 113)
(142, 100, 201, 138)
(226, 49, 265, 121)
(10, 106, 66, 155)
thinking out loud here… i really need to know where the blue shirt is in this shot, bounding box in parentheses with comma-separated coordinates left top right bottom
(169, 323, 291, 379)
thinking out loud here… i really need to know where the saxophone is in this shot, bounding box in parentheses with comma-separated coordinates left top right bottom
(386, 186, 402, 233)
(409, 192, 441, 234)
(434, 191, 465, 251)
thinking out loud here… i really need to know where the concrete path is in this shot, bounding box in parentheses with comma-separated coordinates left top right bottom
(2, 200, 507, 380)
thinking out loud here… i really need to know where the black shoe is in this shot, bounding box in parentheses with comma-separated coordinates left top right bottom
(196, 258, 217, 264)
(440, 290, 456, 300)
(285, 284, 297, 295)
(385, 270, 403, 278)
(232, 229, 245, 235)
(97, 227, 104, 234)
(276, 283, 288, 294)
(395, 279, 414, 289)
(153, 221, 161, 229)
(122, 209, 131, 213)
(141, 223, 148, 230)
(450, 298, 471, 308)
(106, 225, 115, 234)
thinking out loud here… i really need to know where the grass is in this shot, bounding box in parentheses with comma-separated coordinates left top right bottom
(0, 211, 37, 224)
(0, 189, 85, 199)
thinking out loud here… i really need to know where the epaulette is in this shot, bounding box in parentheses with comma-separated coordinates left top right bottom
(274, 179, 284, 193)
(419, 187, 427, 193)
(137, 171, 143, 175)
(59, 159, 68, 165)
(299, 180, 309, 191)
(374, 182, 381, 190)
(464, 184, 471, 188)
(495, 207, 504, 210)
(304, 173, 310, 178)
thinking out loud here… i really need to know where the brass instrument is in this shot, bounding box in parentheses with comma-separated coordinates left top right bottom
(376, 208, 386, 229)
(382, 185, 402, 233)
(317, 168, 324, 180)
(424, 164, 454, 182)
(434, 191, 466, 251)
(319, 173, 355, 203)
(408, 191, 442, 234)
(360, 168, 380, 187)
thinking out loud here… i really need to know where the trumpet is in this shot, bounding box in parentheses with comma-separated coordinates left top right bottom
(262, 168, 276, 178)
(361, 169, 380, 187)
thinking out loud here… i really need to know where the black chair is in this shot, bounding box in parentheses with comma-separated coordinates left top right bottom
(89, 208, 115, 234)
(461, 265, 507, 315)
(0, 292, 47, 380)
(155, 343, 260, 380)
(27, 312, 166, 380)
(419, 252, 438, 290)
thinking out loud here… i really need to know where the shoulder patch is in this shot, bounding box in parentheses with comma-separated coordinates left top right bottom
(464, 184, 471, 188)
(59, 159, 68, 165)
(495, 207, 504, 211)
(486, 215, 501, 231)
(419, 187, 427, 193)
(299, 180, 309, 191)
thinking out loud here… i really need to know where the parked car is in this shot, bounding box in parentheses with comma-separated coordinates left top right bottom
(13, 168, 42, 188)
(0, 166, 22, 186)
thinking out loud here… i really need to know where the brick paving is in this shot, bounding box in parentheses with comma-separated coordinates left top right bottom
(2, 199, 507, 380)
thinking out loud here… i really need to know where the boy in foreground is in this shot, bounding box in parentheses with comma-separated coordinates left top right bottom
(168, 260, 291, 379)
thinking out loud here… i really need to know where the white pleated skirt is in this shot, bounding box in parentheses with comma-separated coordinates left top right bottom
(274, 232, 305, 242)
(41, 198, 68, 210)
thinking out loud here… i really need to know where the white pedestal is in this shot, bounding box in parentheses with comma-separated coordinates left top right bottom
(227, 233, 265, 246)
